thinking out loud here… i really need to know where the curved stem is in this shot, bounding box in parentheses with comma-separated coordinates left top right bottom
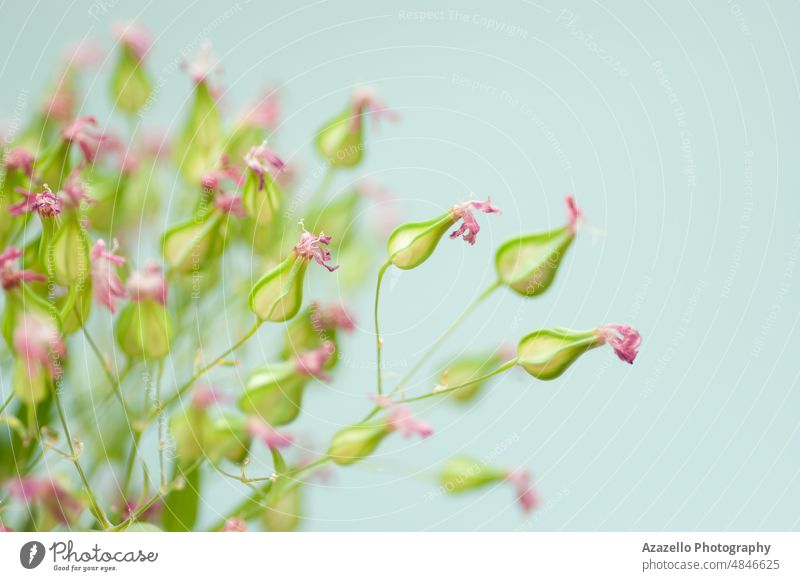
(396, 358, 518, 405)
(146, 320, 261, 424)
(374, 260, 392, 395)
(390, 280, 501, 396)
(0, 393, 13, 415)
(50, 382, 111, 530)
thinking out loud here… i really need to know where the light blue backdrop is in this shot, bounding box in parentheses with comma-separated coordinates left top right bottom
(1, 0, 798, 531)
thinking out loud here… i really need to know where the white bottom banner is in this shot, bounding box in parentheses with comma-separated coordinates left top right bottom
(0, 532, 797, 580)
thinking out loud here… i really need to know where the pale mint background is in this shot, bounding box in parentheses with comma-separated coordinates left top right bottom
(0, 0, 798, 531)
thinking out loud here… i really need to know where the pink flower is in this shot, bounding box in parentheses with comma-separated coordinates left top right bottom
(4, 148, 34, 176)
(214, 194, 247, 218)
(386, 405, 433, 439)
(112, 22, 152, 61)
(450, 197, 502, 246)
(242, 88, 280, 130)
(245, 142, 285, 190)
(565, 195, 582, 234)
(13, 313, 66, 379)
(222, 518, 247, 532)
(202, 155, 243, 191)
(192, 386, 229, 409)
(62, 116, 108, 163)
(41, 83, 77, 123)
(0, 246, 46, 290)
(181, 40, 219, 84)
(65, 40, 104, 69)
(294, 230, 339, 272)
(294, 342, 335, 381)
(597, 324, 642, 364)
(91, 239, 127, 314)
(126, 262, 167, 305)
(246, 417, 294, 449)
(351, 87, 400, 131)
(0, 523, 12, 532)
(7, 476, 83, 524)
(311, 302, 356, 333)
(60, 166, 95, 207)
(10, 186, 62, 217)
(505, 468, 539, 514)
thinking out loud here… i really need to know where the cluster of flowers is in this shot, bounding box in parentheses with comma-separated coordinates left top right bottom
(0, 23, 641, 532)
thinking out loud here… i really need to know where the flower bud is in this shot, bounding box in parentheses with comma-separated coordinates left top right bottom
(12, 313, 66, 404)
(387, 198, 500, 270)
(110, 22, 153, 113)
(495, 196, 581, 296)
(315, 87, 398, 168)
(439, 456, 507, 493)
(438, 350, 506, 402)
(516, 324, 641, 380)
(173, 42, 223, 183)
(249, 230, 339, 322)
(238, 362, 306, 426)
(162, 212, 224, 274)
(169, 407, 204, 461)
(262, 484, 302, 532)
(48, 213, 91, 286)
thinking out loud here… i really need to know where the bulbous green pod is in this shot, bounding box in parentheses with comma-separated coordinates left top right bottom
(262, 485, 303, 532)
(48, 214, 91, 286)
(440, 456, 507, 493)
(12, 358, 50, 406)
(173, 81, 223, 183)
(241, 168, 281, 226)
(162, 212, 223, 274)
(115, 300, 173, 360)
(203, 413, 251, 464)
(327, 421, 390, 466)
(111, 44, 152, 113)
(58, 279, 92, 334)
(440, 353, 504, 402)
(316, 109, 364, 168)
(238, 363, 307, 426)
(386, 214, 453, 270)
(495, 197, 581, 297)
(516, 327, 602, 380)
(170, 407, 205, 461)
(248, 256, 308, 322)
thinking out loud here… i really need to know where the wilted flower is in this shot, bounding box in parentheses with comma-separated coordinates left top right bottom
(245, 141, 285, 185)
(10, 185, 62, 217)
(596, 324, 642, 364)
(126, 261, 167, 305)
(439, 457, 538, 515)
(62, 116, 107, 163)
(505, 468, 539, 514)
(0, 246, 45, 290)
(242, 141, 284, 225)
(386, 196, 500, 269)
(214, 193, 247, 218)
(294, 342, 335, 381)
(248, 228, 339, 322)
(13, 313, 66, 379)
(111, 21, 152, 61)
(90, 239, 126, 314)
(4, 148, 34, 176)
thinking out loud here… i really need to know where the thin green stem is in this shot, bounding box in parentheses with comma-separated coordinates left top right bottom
(390, 280, 501, 397)
(0, 393, 13, 415)
(122, 431, 142, 498)
(146, 321, 261, 424)
(397, 358, 518, 405)
(50, 382, 111, 530)
(156, 360, 166, 488)
(374, 260, 392, 395)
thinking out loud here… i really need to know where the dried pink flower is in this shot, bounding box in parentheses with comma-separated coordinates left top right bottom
(214, 194, 247, 218)
(13, 313, 66, 379)
(10, 186, 62, 217)
(597, 324, 642, 364)
(351, 87, 399, 131)
(505, 468, 539, 514)
(370, 395, 433, 439)
(181, 40, 219, 84)
(294, 230, 339, 272)
(192, 386, 229, 410)
(565, 195, 581, 234)
(60, 166, 95, 207)
(450, 197, 502, 245)
(112, 22, 152, 61)
(311, 302, 356, 333)
(222, 518, 247, 532)
(245, 142, 285, 190)
(242, 88, 280, 130)
(294, 342, 335, 380)
(126, 261, 167, 305)
(0, 246, 45, 290)
(62, 116, 108, 163)
(90, 239, 127, 314)
(4, 148, 34, 176)
(246, 417, 294, 449)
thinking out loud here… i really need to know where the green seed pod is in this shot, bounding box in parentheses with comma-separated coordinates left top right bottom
(327, 421, 391, 466)
(241, 160, 282, 227)
(115, 300, 173, 360)
(173, 80, 223, 183)
(238, 362, 307, 426)
(170, 407, 205, 461)
(439, 352, 504, 402)
(203, 412, 251, 465)
(262, 485, 303, 532)
(516, 327, 602, 380)
(58, 278, 92, 334)
(248, 255, 308, 322)
(110, 43, 152, 113)
(48, 214, 91, 286)
(495, 196, 580, 297)
(162, 212, 224, 274)
(440, 456, 507, 494)
(386, 214, 453, 270)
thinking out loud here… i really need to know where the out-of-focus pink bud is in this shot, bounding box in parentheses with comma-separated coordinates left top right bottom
(90, 239, 127, 314)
